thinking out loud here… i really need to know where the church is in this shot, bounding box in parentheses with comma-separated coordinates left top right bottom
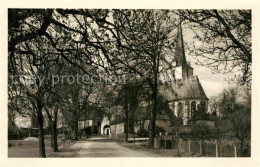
(159, 22, 209, 126)
(75, 22, 210, 137)
(108, 22, 210, 137)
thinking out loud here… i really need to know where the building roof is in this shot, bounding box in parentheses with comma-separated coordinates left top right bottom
(159, 75, 209, 101)
(78, 107, 104, 121)
(175, 21, 187, 66)
(110, 114, 125, 125)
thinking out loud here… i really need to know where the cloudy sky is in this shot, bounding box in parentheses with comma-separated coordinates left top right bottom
(182, 26, 238, 98)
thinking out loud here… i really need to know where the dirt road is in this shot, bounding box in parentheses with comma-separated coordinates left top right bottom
(48, 137, 156, 157)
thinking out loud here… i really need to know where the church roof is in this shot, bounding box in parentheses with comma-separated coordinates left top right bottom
(175, 21, 187, 66)
(159, 75, 209, 101)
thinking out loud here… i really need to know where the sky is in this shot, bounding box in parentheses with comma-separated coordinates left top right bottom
(15, 116, 31, 128)
(182, 25, 238, 98)
(193, 66, 235, 97)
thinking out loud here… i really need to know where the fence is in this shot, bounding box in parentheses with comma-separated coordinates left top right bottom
(110, 133, 137, 141)
(185, 141, 216, 157)
(8, 128, 39, 140)
(182, 140, 250, 157)
(155, 135, 250, 157)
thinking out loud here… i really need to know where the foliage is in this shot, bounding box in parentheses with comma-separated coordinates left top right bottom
(137, 129, 149, 137)
(154, 125, 166, 135)
(219, 88, 251, 145)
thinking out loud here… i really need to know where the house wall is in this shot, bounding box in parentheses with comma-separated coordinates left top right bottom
(101, 116, 110, 135)
(172, 99, 208, 126)
(109, 100, 208, 135)
(133, 120, 150, 133)
(156, 119, 172, 133)
(109, 119, 173, 136)
(188, 67, 193, 77)
(110, 120, 151, 136)
(174, 100, 188, 125)
(175, 66, 193, 80)
(78, 120, 93, 130)
(110, 123, 124, 135)
(175, 66, 183, 80)
(103, 127, 111, 135)
(57, 120, 66, 129)
(134, 121, 142, 133)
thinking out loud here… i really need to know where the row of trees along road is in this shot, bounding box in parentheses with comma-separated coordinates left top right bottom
(8, 9, 251, 157)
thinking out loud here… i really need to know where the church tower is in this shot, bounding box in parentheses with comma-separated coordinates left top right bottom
(174, 21, 194, 80)
(159, 20, 209, 127)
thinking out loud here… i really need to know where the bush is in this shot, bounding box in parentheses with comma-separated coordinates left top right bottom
(137, 129, 149, 137)
(137, 126, 166, 137)
(155, 126, 166, 135)
(179, 132, 193, 140)
(8, 125, 20, 140)
(8, 126, 39, 140)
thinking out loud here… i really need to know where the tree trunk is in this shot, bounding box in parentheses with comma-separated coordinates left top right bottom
(176, 126, 180, 156)
(201, 140, 205, 156)
(49, 121, 53, 148)
(50, 130, 53, 148)
(240, 139, 244, 157)
(148, 52, 159, 148)
(71, 109, 79, 141)
(125, 114, 129, 142)
(188, 140, 191, 154)
(37, 103, 46, 158)
(71, 123, 78, 141)
(199, 141, 203, 156)
(52, 122, 58, 152)
(148, 51, 160, 148)
(83, 111, 87, 137)
(216, 142, 218, 157)
(234, 143, 237, 157)
(148, 87, 157, 148)
(125, 86, 129, 142)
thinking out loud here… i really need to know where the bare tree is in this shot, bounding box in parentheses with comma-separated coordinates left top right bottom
(219, 87, 251, 156)
(110, 9, 177, 148)
(8, 31, 65, 157)
(176, 10, 251, 86)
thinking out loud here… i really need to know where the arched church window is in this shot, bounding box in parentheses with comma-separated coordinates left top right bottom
(201, 101, 206, 113)
(178, 102, 183, 118)
(197, 103, 201, 112)
(191, 101, 196, 119)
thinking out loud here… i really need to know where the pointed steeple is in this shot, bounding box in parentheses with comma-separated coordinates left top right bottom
(175, 20, 187, 66)
(174, 20, 194, 80)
